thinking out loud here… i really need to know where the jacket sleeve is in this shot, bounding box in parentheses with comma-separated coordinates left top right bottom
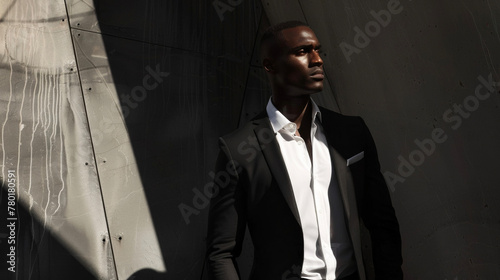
(206, 137, 247, 280)
(359, 118, 404, 279)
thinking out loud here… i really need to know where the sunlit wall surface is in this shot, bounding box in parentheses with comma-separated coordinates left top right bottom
(0, 0, 499, 280)
(0, 0, 164, 279)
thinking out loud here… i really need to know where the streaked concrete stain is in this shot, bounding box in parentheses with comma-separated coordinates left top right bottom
(1, 0, 165, 279)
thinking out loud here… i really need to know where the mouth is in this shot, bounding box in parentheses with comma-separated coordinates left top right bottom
(310, 70, 324, 80)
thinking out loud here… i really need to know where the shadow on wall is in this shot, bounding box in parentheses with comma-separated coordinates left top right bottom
(91, 0, 265, 279)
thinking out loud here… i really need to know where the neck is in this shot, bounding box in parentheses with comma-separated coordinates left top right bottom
(271, 94, 312, 129)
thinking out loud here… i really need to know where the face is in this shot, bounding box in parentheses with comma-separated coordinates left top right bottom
(265, 26, 324, 95)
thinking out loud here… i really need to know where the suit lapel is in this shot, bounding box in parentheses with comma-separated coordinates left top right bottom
(252, 117, 302, 226)
(319, 109, 359, 225)
(322, 111, 367, 280)
(330, 148, 366, 279)
(330, 149, 354, 220)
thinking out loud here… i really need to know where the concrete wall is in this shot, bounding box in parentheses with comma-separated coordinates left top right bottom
(0, 0, 499, 279)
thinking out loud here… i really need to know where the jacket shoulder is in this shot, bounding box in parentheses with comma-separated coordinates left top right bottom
(318, 106, 365, 128)
(220, 120, 257, 143)
(218, 112, 269, 147)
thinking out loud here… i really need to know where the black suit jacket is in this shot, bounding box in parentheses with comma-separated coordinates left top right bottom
(206, 107, 403, 280)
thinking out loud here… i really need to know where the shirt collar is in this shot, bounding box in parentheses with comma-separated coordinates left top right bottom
(266, 97, 322, 134)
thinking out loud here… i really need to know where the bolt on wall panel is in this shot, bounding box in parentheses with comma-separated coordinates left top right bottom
(66, 0, 101, 33)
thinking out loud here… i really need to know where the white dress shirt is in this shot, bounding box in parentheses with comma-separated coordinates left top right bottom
(266, 98, 355, 280)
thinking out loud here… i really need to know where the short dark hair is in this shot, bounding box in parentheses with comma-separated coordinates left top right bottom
(260, 20, 309, 46)
(260, 20, 309, 60)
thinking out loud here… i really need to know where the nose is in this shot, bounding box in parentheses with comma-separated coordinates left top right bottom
(310, 50, 323, 67)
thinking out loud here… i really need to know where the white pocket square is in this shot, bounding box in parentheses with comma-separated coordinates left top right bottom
(346, 151, 364, 166)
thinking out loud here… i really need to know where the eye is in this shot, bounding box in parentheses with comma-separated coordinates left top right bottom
(296, 48, 307, 55)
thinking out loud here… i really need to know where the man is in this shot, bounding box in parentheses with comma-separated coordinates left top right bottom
(206, 21, 403, 280)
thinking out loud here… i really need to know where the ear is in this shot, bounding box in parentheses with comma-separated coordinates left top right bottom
(263, 58, 275, 73)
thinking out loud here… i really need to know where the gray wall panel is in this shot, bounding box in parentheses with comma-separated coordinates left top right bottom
(72, 28, 166, 279)
(82, 1, 263, 279)
(0, 0, 116, 279)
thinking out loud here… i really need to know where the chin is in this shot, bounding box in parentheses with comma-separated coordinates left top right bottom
(309, 81, 324, 92)
(309, 85, 324, 93)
